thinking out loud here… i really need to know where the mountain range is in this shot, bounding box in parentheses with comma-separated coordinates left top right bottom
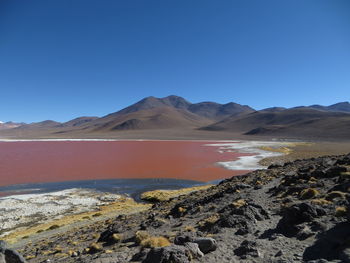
(1, 95, 350, 140)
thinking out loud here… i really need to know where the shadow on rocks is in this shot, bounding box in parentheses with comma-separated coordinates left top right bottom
(303, 222, 350, 262)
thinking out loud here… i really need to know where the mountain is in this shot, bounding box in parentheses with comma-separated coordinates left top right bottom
(0, 96, 349, 140)
(113, 95, 191, 116)
(260, 107, 286, 112)
(0, 121, 24, 130)
(88, 106, 211, 131)
(17, 120, 61, 129)
(59, 117, 99, 127)
(106, 95, 253, 120)
(294, 101, 350, 113)
(188, 101, 254, 119)
(63, 95, 254, 132)
(202, 108, 350, 139)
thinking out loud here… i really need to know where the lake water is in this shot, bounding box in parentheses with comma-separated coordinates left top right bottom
(0, 140, 251, 197)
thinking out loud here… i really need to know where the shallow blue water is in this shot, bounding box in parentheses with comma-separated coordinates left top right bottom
(0, 178, 218, 201)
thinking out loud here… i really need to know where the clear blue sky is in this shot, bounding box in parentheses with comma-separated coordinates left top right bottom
(0, 0, 349, 123)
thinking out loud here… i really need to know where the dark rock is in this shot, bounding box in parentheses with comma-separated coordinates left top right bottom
(323, 166, 347, 178)
(234, 240, 260, 259)
(268, 162, 284, 169)
(277, 202, 322, 237)
(131, 248, 150, 262)
(218, 202, 269, 235)
(340, 247, 350, 263)
(275, 250, 283, 257)
(296, 225, 314, 240)
(4, 249, 27, 263)
(303, 222, 350, 261)
(192, 237, 217, 254)
(174, 235, 194, 245)
(0, 241, 26, 263)
(142, 245, 191, 263)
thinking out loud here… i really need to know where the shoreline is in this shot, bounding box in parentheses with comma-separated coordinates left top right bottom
(4, 139, 340, 248)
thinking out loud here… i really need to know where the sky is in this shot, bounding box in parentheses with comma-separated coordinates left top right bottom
(0, 0, 349, 123)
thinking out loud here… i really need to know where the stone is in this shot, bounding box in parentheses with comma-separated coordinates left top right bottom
(0, 241, 7, 253)
(277, 202, 321, 237)
(4, 249, 27, 263)
(234, 240, 260, 259)
(174, 235, 194, 245)
(143, 245, 191, 263)
(183, 242, 204, 258)
(192, 237, 217, 254)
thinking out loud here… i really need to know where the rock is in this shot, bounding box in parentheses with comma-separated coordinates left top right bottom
(131, 249, 151, 262)
(174, 235, 194, 245)
(142, 245, 191, 263)
(303, 222, 350, 261)
(218, 202, 269, 235)
(183, 242, 204, 258)
(296, 225, 314, 240)
(192, 237, 217, 254)
(323, 166, 347, 178)
(0, 241, 7, 254)
(340, 247, 350, 263)
(4, 249, 27, 263)
(0, 241, 26, 263)
(277, 202, 322, 237)
(234, 240, 260, 259)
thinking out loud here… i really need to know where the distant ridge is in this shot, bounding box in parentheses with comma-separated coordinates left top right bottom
(0, 96, 349, 140)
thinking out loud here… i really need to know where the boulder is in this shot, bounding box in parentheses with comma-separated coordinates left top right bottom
(183, 242, 204, 258)
(234, 240, 260, 259)
(143, 245, 191, 263)
(0, 241, 26, 263)
(4, 250, 27, 263)
(174, 235, 194, 245)
(192, 237, 217, 254)
(277, 202, 323, 237)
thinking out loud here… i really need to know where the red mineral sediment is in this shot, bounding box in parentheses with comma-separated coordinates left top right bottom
(0, 140, 251, 187)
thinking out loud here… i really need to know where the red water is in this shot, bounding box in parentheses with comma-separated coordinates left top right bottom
(0, 141, 250, 187)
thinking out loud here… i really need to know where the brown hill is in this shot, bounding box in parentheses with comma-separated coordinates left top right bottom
(1, 96, 349, 140)
(105, 95, 253, 121)
(59, 117, 99, 127)
(84, 106, 212, 132)
(201, 108, 350, 140)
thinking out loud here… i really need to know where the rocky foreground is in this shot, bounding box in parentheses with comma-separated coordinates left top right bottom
(3, 153, 350, 263)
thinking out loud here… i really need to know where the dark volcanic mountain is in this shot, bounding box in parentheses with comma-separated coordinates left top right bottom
(202, 108, 350, 139)
(107, 95, 254, 120)
(89, 106, 211, 131)
(56, 95, 254, 132)
(188, 101, 254, 119)
(295, 102, 350, 113)
(59, 117, 99, 127)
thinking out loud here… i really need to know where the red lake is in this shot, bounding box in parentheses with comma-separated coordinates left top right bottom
(0, 140, 251, 187)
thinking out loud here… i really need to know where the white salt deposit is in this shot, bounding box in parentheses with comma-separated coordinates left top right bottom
(0, 188, 120, 236)
(205, 141, 291, 170)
